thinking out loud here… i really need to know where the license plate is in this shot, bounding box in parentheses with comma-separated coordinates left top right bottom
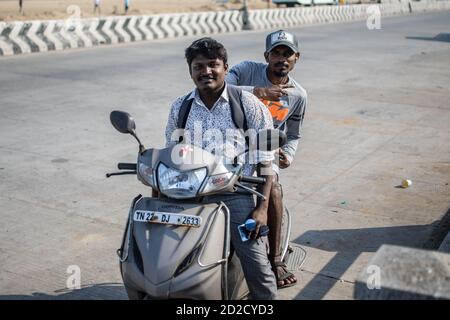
(133, 210, 202, 228)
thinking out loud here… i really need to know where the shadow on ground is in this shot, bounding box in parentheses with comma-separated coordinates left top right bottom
(292, 208, 450, 299)
(0, 283, 127, 300)
(406, 33, 450, 43)
(2, 208, 450, 300)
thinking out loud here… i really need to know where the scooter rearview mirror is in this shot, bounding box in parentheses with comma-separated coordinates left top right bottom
(257, 129, 287, 151)
(110, 110, 145, 154)
(110, 110, 136, 134)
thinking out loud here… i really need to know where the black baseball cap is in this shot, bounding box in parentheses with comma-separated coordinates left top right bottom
(265, 30, 299, 53)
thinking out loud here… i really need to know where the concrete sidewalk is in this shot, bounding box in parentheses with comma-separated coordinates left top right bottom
(0, 11, 449, 299)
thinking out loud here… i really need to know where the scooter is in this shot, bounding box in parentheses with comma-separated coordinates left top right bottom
(107, 110, 293, 300)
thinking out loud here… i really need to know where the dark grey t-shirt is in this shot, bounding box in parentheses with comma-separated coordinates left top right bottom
(226, 61, 307, 164)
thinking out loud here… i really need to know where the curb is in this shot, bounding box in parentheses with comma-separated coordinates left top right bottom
(0, 1, 449, 56)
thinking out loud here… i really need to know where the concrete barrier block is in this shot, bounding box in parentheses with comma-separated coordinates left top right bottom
(354, 245, 450, 300)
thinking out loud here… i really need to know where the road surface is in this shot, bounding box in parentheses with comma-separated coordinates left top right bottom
(0, 11, 449, 299)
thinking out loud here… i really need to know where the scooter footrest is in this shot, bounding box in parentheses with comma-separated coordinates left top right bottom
(284, 243, 307, 272)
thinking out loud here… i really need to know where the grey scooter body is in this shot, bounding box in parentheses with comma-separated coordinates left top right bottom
(119, 196, 249, 299)
(109, 111, 290, 300)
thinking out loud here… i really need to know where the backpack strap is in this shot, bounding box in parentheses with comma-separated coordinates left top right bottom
(176, 94, 194, 143)
(177, 94, 194, 129)
(227, 85, 248, 132)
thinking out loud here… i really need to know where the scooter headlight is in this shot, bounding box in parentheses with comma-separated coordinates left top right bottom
(138, 162, 156, 187)
(157, 163, 207, 198)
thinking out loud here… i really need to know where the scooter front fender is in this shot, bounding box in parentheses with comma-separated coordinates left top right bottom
(120, 197, 230, 299)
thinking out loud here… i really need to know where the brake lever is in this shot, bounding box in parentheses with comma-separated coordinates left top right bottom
(106, 171, 137, 178)
(235, 182, 267, 201)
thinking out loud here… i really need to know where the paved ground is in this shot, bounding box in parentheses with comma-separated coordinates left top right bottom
(0, 11, 449, 300)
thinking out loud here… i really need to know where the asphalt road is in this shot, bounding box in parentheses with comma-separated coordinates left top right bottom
(1, 11, 449, 300)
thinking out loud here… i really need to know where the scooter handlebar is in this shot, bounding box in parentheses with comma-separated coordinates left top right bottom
(118, 163, 137, 170)
(240, 176, 266, 185)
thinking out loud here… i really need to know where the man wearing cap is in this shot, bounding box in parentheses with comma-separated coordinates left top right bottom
(226, 29, 307, 289)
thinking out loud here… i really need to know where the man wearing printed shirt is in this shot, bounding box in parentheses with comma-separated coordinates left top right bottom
(226, 30, 307, 289)
(165, 37, 278, 299)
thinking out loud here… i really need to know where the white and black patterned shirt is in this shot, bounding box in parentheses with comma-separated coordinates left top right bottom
(165, 84, 274, 176)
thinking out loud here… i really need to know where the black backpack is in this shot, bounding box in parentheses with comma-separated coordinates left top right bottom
(176, 85, 249, 136)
